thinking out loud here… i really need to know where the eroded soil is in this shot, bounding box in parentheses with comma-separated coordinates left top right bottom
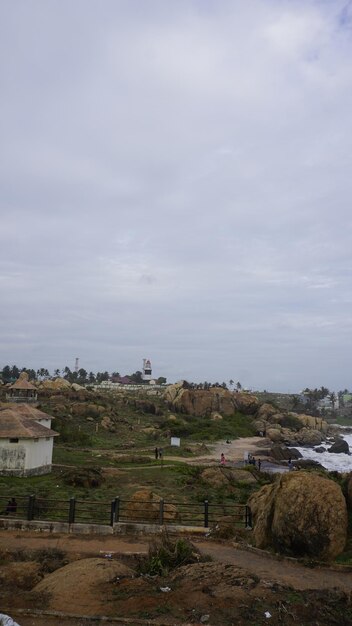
(1, 530, 352, 626)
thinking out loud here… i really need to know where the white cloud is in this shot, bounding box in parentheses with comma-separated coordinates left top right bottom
(0, 0, 352, 390)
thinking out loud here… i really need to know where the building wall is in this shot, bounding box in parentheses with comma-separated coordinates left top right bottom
(24, 438, 54, 470)
(0, 441, 26, 470)
(0, 437, 54, 475)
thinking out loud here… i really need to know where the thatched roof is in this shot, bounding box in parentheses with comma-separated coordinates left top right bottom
(0, 409, 59, 439)
(8, 372, 36, 391)
(1, 403, 52, 421)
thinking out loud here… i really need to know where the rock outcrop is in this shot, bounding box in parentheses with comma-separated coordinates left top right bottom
(270, 445, 302, 461)
(125, 489, 178, 523)
(200, 467, 257, 489)
(164, 382, 258, 417)
(38, 377, 71, 390)
(346, 473, 352, 509)
(249, 472, 347, 560)
(328, 439, 350, 454)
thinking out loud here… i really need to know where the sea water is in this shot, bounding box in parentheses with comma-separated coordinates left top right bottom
(292, 429, 352, 473)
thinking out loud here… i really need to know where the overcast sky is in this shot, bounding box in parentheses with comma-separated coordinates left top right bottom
(1, 0, 352, 391)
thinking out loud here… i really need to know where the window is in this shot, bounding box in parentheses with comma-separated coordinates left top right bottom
(9, 438, 19, 443)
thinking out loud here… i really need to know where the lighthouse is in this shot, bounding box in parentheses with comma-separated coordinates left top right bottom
(142, 358, 152, 381)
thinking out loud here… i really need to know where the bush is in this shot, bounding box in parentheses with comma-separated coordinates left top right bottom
(62, 467, 104, 488)
(137, 531, 200, 576)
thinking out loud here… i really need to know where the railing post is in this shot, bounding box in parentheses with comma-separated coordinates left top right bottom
(159, 498, 164, 525)
(246, 505, 252, 528)
(204, 500, 209, 528)
(110, 500, 115, 526)
(68, 497, 76, 524)
(27, 494, 35, 521)
(114, 497, 120, 523)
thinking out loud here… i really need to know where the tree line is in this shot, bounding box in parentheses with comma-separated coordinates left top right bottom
(0, 365, 167, 386)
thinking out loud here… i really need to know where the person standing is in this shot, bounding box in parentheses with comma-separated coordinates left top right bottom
(154, 447, 159, 460)
(220, 453, 226, 466)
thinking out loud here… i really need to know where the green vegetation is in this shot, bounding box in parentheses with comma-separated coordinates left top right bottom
(137, 531, 202, 576)
(158, 412, 255, 441)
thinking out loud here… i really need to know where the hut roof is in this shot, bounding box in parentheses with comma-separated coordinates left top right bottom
(2, 403, 52, 421)
(8, 372, 36, 391)
(0, 410, 59, 439)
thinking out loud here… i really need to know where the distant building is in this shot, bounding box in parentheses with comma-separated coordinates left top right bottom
(6, 372, 37, 403)
(142, 359, 152, 381)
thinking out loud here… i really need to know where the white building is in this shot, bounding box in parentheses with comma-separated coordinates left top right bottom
(0, 407, 59, 476)
(142, 358, 152, 381)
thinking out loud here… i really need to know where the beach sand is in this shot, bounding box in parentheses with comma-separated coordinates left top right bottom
(182, 436, 272, 465)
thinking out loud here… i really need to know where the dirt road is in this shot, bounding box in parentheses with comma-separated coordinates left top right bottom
(1, 529, 351, 593)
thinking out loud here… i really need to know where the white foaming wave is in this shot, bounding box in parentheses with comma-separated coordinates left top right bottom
(292, 433, 352, 473)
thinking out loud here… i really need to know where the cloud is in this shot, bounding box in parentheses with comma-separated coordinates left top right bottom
(0, 0, 351, 390)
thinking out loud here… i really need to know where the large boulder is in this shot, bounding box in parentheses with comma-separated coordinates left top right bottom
(71, 383, 86, 392)
(346, 473, 352, 509)
(125, 489, 178, 523)
(39, 377, 71, 390)
(233, 393, 260, 415)
(294, 428, 322, 447)
(201, 467, 229, 488)
(71, 402, 106, 418)
(270, 445, 302, 461)
(249, 472, 347, 560)
(296, 414, 329, 433)
(266, 427, 284, 443)
(256, 403, 279, 421)
(328, 439, 350, 454)
(164, 383, 259, 417)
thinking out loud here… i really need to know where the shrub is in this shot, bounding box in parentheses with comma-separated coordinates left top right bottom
(137, 531, 200, 576)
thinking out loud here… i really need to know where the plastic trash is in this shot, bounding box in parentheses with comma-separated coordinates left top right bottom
(264, 611, 272, 618)
(160, 586, 171, 592)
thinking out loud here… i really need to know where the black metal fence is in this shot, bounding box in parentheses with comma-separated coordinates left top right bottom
(0, 494, 252, 529)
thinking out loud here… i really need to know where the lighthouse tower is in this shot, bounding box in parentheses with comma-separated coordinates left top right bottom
(142, 358, 152, 381)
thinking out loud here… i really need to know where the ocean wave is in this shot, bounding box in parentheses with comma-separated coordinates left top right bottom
(292, 433, 352, 472)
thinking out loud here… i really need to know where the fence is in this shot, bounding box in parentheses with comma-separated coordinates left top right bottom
(0, 494, 252, 529)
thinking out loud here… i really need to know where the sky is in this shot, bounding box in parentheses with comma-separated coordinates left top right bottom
(1, 0, 352, 392)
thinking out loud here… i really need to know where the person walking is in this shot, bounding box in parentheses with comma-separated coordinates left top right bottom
(154, 447, 159, 460)
(220, 452, 226, 466)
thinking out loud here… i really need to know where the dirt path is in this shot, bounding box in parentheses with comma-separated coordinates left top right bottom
(196, 541, 352, 593)
(73, 436, 272, 466)
(1, 530, 351, 593)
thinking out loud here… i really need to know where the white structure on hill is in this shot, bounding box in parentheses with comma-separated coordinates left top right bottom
(142, 358, 152, 381)
(0, 405, 59, 476)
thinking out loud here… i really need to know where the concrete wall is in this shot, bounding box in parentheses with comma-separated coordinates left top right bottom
(0, 442, 26, 470)
(24, 438, 54, 470)
(0, 437, 54, 475)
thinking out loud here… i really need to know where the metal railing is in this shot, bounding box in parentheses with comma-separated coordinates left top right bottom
(0, 494, 252, 529)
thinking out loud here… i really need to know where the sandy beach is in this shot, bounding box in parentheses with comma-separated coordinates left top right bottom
(182, 436, 272, 465)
